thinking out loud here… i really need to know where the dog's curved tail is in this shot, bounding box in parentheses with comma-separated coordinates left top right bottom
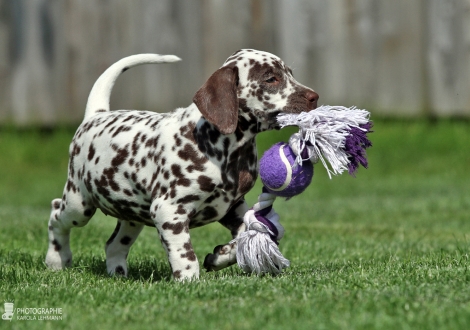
(84, 54, 181, 120)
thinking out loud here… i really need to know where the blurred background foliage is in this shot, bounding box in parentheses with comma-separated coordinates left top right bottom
(0, 0, 469, 126)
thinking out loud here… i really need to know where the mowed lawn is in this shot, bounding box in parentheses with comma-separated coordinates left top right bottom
(0, 119, 469, 330)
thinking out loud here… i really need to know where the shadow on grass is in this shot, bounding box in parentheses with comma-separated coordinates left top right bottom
(78, 254, 272, 282)
(73, 255, 174, 283)
(3, 249, 293, 284)
(1, 249, 175, 283)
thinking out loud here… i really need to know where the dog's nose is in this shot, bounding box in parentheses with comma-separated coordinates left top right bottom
(306, 90, 319, 109)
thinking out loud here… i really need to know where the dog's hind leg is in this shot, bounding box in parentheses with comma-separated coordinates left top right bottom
(105, 219, 144, 276)
(45, 192, 96, 270)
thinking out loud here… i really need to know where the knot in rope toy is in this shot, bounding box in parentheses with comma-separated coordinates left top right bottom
(233, 105, 373, 275)
(232, 191, 290, 275)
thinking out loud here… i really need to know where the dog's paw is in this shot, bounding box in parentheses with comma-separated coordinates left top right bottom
(203, 243, 237, 272)
(45, 249, 72, 270)
(107, 261, 128, 277)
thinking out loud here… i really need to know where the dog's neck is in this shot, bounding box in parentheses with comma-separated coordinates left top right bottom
(193, 116, 257, 153)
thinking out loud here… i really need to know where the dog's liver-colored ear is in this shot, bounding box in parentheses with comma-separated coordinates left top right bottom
(193, 66, 239, 135)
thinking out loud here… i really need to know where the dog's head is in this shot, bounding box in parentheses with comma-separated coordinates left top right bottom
(193, 49, 319, 134)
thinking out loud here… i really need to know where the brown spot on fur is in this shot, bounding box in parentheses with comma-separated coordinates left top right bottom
(199, 206, 218, 220)
(112, 125, 132, 138)
(88, 143, 96, 161)
(198, 176, 215, 192)
(120, 236, 132, 245)
(111, 145, 129, 167)
(171, 164, 191, 186)
(162, 221, 188, 235)
(176, 205, 187, 215)
(84, 209, 94, 217)
(181, 250, 196, 261)
(52, 239, 61, 251)
(180, 122, 197, 143)
(177, 144, 207, 171)
(176, 195, 200, 204)
(183, 241, 192, 251)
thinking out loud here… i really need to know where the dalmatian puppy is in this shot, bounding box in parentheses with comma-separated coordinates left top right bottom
(45, 49, 319, 280)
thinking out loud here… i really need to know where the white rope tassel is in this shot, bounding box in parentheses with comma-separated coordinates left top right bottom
(232, 193, 290, 275)
(279, 105, 370, 179)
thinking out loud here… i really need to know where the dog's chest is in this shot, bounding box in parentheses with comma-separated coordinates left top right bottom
(189, 150, 258, 227)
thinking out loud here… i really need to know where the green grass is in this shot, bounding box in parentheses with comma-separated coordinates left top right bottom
(1, 120, 469, 329)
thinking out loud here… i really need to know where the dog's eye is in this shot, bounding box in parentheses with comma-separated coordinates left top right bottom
(265, 77, 278, 84)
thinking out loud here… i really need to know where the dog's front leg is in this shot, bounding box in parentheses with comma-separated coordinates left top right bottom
(152, 200, 199, 281)
(203, 200, 248, 272)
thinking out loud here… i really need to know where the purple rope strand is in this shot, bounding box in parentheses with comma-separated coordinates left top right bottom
(344, 122, 373, 176)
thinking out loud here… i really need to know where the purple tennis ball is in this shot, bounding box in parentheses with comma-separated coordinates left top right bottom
(259, 142, 313, 198)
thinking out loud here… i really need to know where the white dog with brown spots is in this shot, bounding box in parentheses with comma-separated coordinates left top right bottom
(46, 49, 318, 280)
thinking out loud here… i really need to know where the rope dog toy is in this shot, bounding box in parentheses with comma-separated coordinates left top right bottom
(233, 105, 373, 275)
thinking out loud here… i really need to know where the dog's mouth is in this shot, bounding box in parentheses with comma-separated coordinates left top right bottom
(267, 111, 282, 129)
(267, 110, 282, 121)
(255, 106, 316, 131)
